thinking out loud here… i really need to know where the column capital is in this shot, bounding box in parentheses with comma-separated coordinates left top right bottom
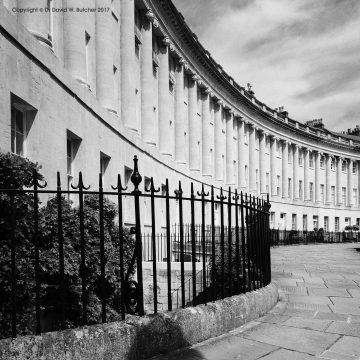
(216, 99, 224, 107)
(228, 109, 235, 116)
(161, 36, 171, 48)
(191, 74, 200, 83)
(203, 87, 211, 95)
(145, 10, 159, 28)
(178, 58, 189, 71)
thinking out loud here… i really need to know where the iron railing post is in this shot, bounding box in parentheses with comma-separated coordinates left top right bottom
(131, 155, 144, 316)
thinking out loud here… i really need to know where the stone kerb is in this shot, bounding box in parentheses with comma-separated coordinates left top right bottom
(0, 284, 278, 360)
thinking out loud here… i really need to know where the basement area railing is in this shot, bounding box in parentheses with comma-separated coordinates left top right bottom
(0, 156, 272, 339)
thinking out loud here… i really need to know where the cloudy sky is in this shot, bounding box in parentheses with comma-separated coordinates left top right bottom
(172, 0, 360, 132)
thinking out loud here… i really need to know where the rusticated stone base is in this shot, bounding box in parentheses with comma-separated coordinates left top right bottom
(0, 283, 278, 360)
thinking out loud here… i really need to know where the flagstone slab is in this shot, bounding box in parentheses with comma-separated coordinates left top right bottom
(238, 322, 340, 355)
(259, 349, 321, 360)
(281, 317, 332, 331)
(347, 288, 360, 297)
(288, 295, 332, 305)
(314, 312, 348, 322)
(326, 336, 360, 357)
(308, 288, 350, 298)
(194, 337, 278, 360)
(257, 314, 290, 324)
(325, 322, 360, 337)
(279, 285, 308, 295)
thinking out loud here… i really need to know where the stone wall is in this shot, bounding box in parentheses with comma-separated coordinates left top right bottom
(0, 283, 278, 360)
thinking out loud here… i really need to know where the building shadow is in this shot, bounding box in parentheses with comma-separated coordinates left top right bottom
(126, 312, 206, 360)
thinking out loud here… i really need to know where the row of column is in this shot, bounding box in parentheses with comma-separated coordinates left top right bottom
(19, 0, 360, 202)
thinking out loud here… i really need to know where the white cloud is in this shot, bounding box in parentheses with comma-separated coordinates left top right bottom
(173, 0, 360, 131)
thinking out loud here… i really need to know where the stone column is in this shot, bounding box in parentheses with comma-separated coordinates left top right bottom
(175, 59, 185, 164)
(348, 159, 353, 206)
(63, 0, 88, 86)
(226, 110, 234, 185)
(158, 37, 171, 156)
(304, 148, 309, 200)
(140, 12, 155, 144)
(237, 119, 246, 188)
(293, 144, 299, 199)
(249, 125, 256, 192)
(95, 0, 115, 112)
(259, 131, 266, 194)
(18, 0, 52, 47)
(325, 154, 331, 204)
(282, 140, 288, 199)
(202, 89, 212, 177)
(336, 157, 342, 205)
(121, 0, 137, 131)
(270, 136, 277, 196)
(215, 101, 223, 180)
(315, 151, 321, 203)
(188, 76, 199, 172)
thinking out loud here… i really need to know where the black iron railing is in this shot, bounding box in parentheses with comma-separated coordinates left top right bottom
(0, 156, 271, 339)
(270, 229, 359, 246)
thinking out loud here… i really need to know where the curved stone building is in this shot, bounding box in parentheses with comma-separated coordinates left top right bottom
(1, 0, 359, 231)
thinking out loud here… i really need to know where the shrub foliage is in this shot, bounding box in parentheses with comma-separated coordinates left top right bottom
(0, 153, 135, 338)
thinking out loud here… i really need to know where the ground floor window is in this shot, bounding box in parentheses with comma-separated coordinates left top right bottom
(303, 215, 307, 231)
(335, 217, 339, 232)
(313, 215, 318, 230)
(291, 214, 297, 230)
(324, 216, 329, 232)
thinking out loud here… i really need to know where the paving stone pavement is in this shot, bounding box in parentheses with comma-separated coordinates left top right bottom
(148, 243, 360, 360)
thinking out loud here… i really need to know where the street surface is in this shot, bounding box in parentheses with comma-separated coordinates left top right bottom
(149, 243, 360, 359)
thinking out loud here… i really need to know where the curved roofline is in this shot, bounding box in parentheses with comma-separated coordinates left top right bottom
(146, 0, 360, 154)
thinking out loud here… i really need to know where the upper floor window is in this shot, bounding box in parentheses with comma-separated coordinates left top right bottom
(331, 186, 335, 205)
(11, 107, 26, 157)
(299, 180, 303, 200)
(11, 95, 36, 157)
(265, 137, 270, 153)
(353, 188, 358, 207)
(255, 133, 259, 150)
(320, 184, 325, 204)
(276, 141, 280, 157)
(47, 0, 53, 42)
(331, 158, 335, 171)
(66, 130, 82, 193)
(100, 152, 111, 187)
(353, 162, 357, 174)
(85, 31, 91, 86)
(342, 187, 347, 205)
(309, 182, 314, 202)
(342, 160, 347, 172)
(277, 175, 280, 196)
(298, 150, 303, 166)
(320, 155, 325, 169)
(309, 153, 314, 168)
(288, 178, 292, 198)
(288, 149, 292, 164)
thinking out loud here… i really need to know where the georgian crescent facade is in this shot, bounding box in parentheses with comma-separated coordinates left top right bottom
(1, 0, 360, 232)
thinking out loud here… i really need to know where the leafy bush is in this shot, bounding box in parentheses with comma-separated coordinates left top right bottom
(0, 153, 135, 338)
